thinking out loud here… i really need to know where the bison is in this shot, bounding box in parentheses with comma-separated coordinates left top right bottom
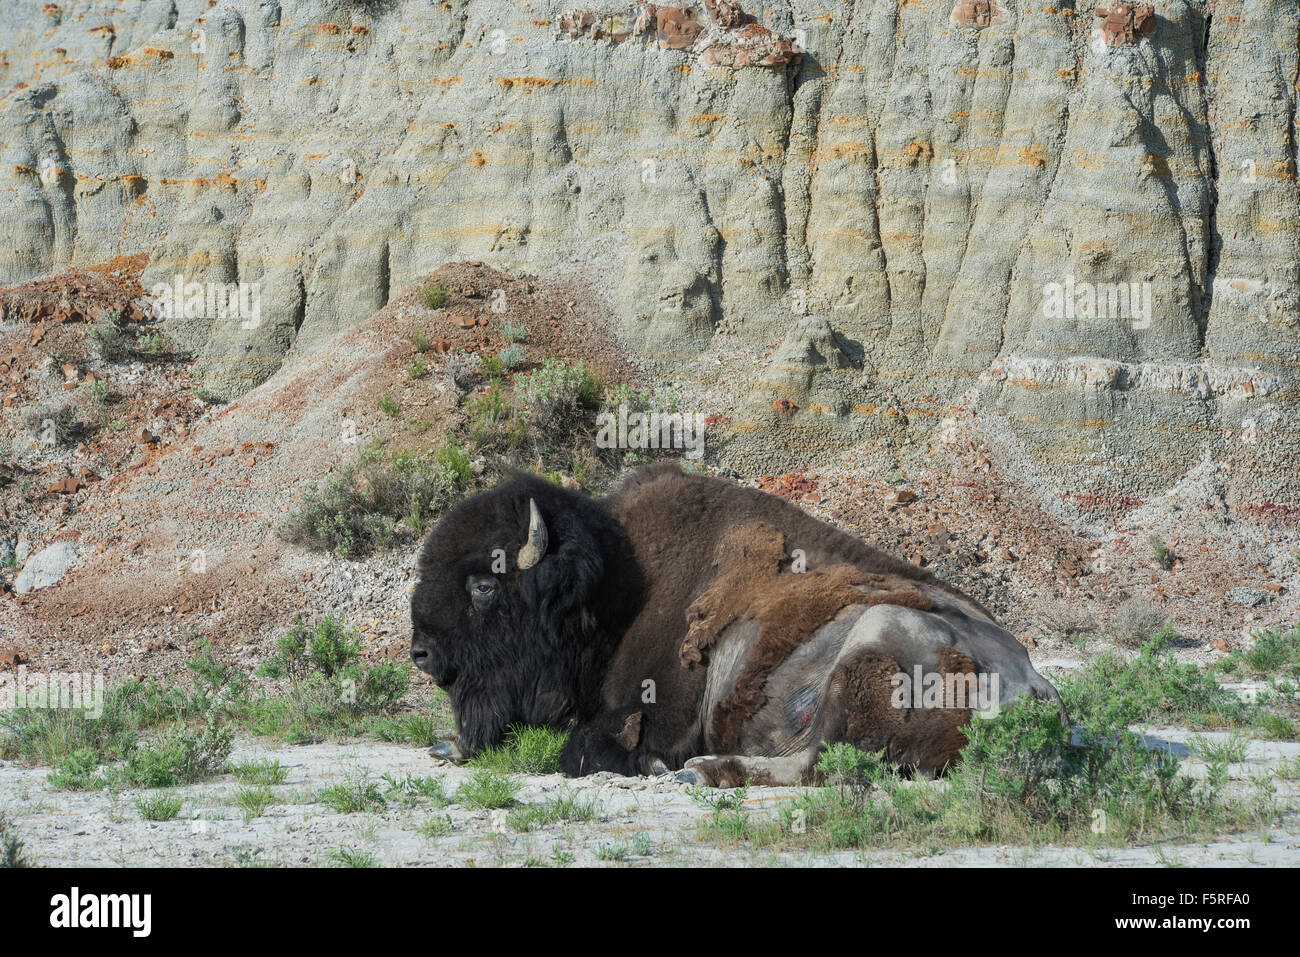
(410, 465, 1060, 786)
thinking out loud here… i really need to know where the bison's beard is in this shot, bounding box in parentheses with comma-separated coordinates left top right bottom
(444, 609, 616, 755)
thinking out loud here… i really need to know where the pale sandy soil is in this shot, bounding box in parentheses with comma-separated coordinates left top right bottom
(3, 729, 1298, 868)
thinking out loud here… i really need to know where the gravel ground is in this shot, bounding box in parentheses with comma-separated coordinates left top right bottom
(3, 729, 1298, 868)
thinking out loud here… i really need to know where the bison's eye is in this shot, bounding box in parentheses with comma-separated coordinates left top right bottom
(466, 574, 499, 610)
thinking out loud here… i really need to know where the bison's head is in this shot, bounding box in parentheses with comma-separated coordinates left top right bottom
(410, 475, 635, 753)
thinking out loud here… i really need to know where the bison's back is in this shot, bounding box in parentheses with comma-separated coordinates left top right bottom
(596, 466, 996, 762)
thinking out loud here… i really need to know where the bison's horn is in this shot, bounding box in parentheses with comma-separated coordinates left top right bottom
(517, 498, 548, 570)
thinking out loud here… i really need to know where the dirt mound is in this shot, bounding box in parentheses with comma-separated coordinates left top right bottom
(1, 260, 642, 678)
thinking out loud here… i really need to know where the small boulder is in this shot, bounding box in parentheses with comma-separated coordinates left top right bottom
(14, 541, 78, 593)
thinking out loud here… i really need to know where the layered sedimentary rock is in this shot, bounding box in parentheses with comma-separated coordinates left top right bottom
(1, 0, 1297, 507)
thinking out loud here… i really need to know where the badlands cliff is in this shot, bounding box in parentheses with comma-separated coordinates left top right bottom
(1, 0, 1297, 507)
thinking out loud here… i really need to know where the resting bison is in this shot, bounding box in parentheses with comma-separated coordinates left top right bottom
(410, 465, 1059, 786)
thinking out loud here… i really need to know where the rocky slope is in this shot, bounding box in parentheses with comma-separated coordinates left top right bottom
(1, 0, 1297, 507)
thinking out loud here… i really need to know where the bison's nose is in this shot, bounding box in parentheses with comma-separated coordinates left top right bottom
(411, 646, 431, 670)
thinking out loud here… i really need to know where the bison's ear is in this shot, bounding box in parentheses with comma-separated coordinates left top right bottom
(517, 499, 607, 613)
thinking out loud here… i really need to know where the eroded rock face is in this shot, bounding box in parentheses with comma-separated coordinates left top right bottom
(1095, 3, 1158, 47)
(950, 1, 1000, 30)
(0, 0, 1297, 507)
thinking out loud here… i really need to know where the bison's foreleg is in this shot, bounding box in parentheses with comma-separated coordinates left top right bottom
(427, 739, 468, 764)
(558, 708, 671, 777)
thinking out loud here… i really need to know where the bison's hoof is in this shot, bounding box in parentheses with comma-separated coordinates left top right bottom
(427, 739, 466, 764)
(674, 767, 708, 786)
(647, 757, 669, 776)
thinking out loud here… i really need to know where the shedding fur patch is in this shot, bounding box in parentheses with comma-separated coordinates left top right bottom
(838, 645, 975, 773)
(679, 522, 937, 753)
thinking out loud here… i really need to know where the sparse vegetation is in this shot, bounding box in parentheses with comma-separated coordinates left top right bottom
(0, 814, 32, 867)
(469, 725, 568, 775)
(321, 773, 387, 814)
(378, 394, 400, 417)
(134, 792, 184, 821)
(507, 791, 599, 832)
(496, 344, 525, 370)
(410, 329, 431, 352)
(20, 400, 76, 448)
(236, 785, 275, 821)
(92, 319, 132, 361)
(229, 758, 289, 786)
(407, 356, 430, 379)
(455, 768, 520, 810)
(277, 443, 470, 557)
(1149, 535, 1177, 570)
(500, 320, 526, 343)
(326, 846, 377, 868)
(422, 282, 449, 310)
(1110, 598, 1170, 650)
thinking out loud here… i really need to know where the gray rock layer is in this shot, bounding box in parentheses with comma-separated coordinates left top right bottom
(2, 0, 1297, 505)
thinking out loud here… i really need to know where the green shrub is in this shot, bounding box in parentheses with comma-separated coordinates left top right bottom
(119, 714, 233, 788)
(0, 814, 32, 868)
(422, 282, 449, 310)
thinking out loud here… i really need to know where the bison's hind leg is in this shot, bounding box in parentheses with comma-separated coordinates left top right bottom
(674, 751, 823, 788)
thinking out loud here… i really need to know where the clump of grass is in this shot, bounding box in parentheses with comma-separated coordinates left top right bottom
(235, 786, 275, 822)
(1187, 733, 1249, 765)
(507, 791, 599, 832)
(410, 330, 431, 352)
(135, 332, 167, 356)
(135, 793, 183, 821)
(469, 725, 568, 775)
(228, 758, 288, 786)
(596, 842, 629, 862)
(119, 714, 233, 788)
(378, 394, 400, 417)
(500, 320, 526, 343)
(422, 282, 449, 310)
(416, 815, 454, 839)
(1110, 598, 1171, 650)
(321, 774, 387, 814)
(0, 814, 32, 867)
(20, 400, 77, 448)
(455, 768, 519, 810)
(326, 846, 377, 867)
(47, 748, 109, 791)
(191, 385, 216, 404)
(1149, 535, 1176, 570)
(382, 772, 448, 805)
(407, 356, 430, 379)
